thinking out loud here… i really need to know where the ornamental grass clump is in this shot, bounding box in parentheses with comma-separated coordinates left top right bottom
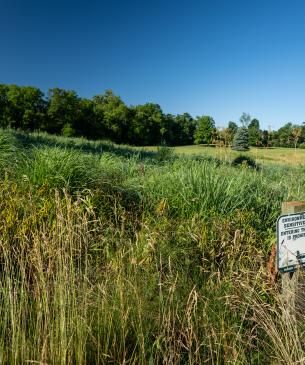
(20, 146, 103, 191)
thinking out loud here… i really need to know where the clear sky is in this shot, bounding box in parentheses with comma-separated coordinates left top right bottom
(1, 0, 305, 129)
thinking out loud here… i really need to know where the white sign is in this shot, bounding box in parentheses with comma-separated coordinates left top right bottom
(277, 212, 305, 272)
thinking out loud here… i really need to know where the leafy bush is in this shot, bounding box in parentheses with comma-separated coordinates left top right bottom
(232, 155, 259, 170)
(61, 123, 76, 137)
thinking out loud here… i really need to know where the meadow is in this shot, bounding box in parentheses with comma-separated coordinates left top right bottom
(0, 129, 305, 364)
(143, 144, 305, 166)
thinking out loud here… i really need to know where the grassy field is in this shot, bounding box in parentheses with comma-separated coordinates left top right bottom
(0, 129, 305, 364)
(142, 144, 305, 165)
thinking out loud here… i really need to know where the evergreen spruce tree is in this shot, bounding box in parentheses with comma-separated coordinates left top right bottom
(232, 127, 249, 151)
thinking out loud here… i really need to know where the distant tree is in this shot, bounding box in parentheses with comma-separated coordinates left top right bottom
(6, 82, 305, 150)
(300, 123, 305, 144)
(173, 113, 196, 145)
(76, 98, 100, 139)
(20, 87, 46, 130)
(194, 116, 216, 144)
(228, 121, 238, 133)
(261, 130, 269, 147)
(0, 84, 10, 127)
(227, 121, 238, 144)
(248, 118, 259, 129)
(0, 85, 46, 130)
(159, 113, 175, 145)
(93, 90, 130, 143)
(218, 127, 233, 147)
(211, 128, 219, 145)
(277, 123, 293, 147)
(129, 103, 164, 145)
(291, 126, 302, 150)
(239, 113, 251, 128)
(232, 127, 249, 151)
(46, 88, 81, 134)
(248, 118, 261, 146)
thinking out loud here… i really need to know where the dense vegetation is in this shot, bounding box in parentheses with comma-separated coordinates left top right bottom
(0, 128, 304, 364)
(1, 84, 305, 148)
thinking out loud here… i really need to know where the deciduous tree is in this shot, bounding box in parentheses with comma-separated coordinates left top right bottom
(194, 116, 216, 145)
(248, 118, 261, 146)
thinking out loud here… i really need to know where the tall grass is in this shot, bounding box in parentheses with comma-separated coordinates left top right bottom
(0, 129, 304, 363)
(0, 130, 19, 175)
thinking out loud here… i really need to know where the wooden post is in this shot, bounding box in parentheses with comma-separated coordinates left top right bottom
(281, 201, 305, 320)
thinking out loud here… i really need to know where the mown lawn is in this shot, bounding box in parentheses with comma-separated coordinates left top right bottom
(142, 145, 305, 165)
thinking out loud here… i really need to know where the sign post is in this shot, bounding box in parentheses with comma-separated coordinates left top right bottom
(277, 201, 305, 318)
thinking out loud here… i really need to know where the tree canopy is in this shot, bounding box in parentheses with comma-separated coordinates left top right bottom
(194, 116, 216, 145)
(0, 83, 305, 148)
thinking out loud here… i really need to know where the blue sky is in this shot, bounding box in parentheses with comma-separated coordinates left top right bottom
(1, 0, 305, 129)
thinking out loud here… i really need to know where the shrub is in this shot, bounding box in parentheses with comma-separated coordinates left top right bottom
(232, 155, 259, 170)
(61, 123, 76, 137)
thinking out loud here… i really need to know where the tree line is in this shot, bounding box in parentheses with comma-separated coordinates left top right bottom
(0, 84, 304, 148)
